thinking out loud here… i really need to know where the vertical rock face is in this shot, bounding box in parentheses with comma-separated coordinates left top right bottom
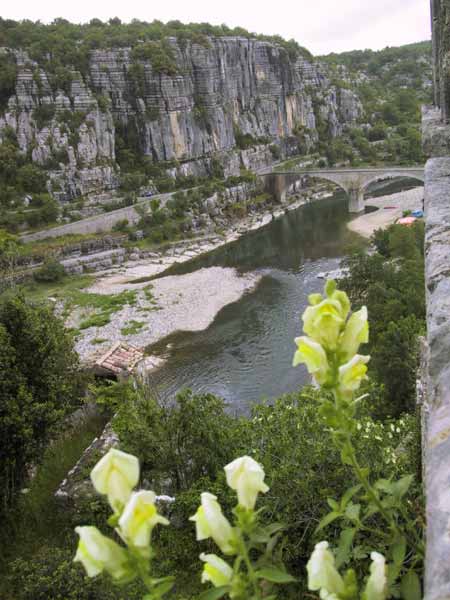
(0, 38, 363, 198)
(430, 0, 450, 121)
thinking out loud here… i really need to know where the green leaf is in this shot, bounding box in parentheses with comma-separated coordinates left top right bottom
(392, 536, 406, 566)
(265, 522, 286, 535)
(392, 474, 414, 499)
(327, 498, 340, 511)
(345, 502, 361, 522)
(335, 528, 356, 568)
(198, 587, 230, 600)
(340, 445, 354, 466)
(151, 578, 175, 598)
(374, 478, 394, 494)
(363, 503, 380, 519)
(340, 484, 362, 510)
(255, 567, 296, 583)
(400, 570, 421, 600)
(314, 511, 341, 534)
(353, 545, 369, 560)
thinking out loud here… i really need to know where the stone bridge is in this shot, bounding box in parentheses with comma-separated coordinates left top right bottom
(262, 167, 425, 212)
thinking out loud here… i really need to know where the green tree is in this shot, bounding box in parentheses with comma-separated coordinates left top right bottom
(0, 294, 86, 512)
(372, 316, 422, 416)
(0, 324, 32, 512)
(17, 164, 47, 193)
(113, 385, 243, 492)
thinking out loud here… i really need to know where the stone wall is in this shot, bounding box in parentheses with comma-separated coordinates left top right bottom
(430, 0, 450, 121)
(423, 150, 450, 600)
(423, 12, 450, 595)
(21, 203, 144, 242)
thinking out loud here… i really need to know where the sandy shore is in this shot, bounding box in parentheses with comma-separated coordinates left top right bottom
(347, 187, 424, 238)
(74, 266, 261, 362)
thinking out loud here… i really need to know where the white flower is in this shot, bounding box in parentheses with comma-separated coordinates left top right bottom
(119, 490, 169, 547)
(74, 526, 129, 580)
(293, 336, 329, 384)
(307, 541, 345, 597)
(200, 553, 233, 587)
(91, 448, 139, 512)
(190, 492, 236, 555)
(224, 456, 269, 509)
(364, 552, 387, 600)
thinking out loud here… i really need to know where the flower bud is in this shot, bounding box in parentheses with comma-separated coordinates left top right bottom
(364, 552, 387, 600)
(224, 455, 269, 510)
(74, 526, 129, 580)
(338, 354, 370, 395)
(293, 336, 329, 384)
(200, 553, 233, 587)
(119, 490, 169, 548)
(190, 492, 236, 554)
(340, 307, 369, 359)
(307, 541, 345, 597)
(90, 448, 139, 513)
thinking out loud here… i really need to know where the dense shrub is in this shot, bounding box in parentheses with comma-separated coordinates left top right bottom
(5, 546, 145, 600)
(33, 258, 66, 282)
(100, 382, 421, 594)
(0, 52, 17, 111)
(340, 222, 425, 416)
(32, 103, 56, 129)
(0, 294, 86, 514)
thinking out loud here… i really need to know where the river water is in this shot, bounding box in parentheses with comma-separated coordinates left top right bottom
(145, 179, 420, 414)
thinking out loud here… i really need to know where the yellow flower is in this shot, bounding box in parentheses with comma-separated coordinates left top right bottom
(118, 490, 169, 548)
(338, 354, 370, 395)
(224, 456, 269, 510)
(190, 492, 236, 554)
(74, 526, 129, 580)
(330, 289, 351, 320)
(307, 541, 345, 597)
(364, 552, 387, 600)
(340, 307, 369, 359)
(200, 553, 233, 587)
(302, 298, 345, 351)
(90, 449, 139, 513)
(293, 336, 329, 384)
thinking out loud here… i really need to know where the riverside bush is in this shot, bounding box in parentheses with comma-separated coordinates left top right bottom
(339, 222, 425, 416)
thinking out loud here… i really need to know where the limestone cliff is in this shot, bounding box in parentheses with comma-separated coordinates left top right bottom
(0, 38, 363, 199)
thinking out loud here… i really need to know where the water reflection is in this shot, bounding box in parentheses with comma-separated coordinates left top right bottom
(161, 191, 355, 277)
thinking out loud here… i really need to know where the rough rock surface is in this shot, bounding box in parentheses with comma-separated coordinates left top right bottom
(431, 0, 450, 121)
(0, 39, 362, 199)
(424, 155, 450, 600)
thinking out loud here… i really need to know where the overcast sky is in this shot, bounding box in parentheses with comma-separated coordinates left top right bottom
(1, 0, 431, 55)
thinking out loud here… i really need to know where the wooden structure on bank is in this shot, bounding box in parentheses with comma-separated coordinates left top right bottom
(94, 341, 144, 378)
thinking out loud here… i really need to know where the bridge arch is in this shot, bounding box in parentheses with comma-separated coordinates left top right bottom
(361, 172, 425, 194)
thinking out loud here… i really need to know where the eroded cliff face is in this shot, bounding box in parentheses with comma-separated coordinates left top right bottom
(0, 38, 363, 199)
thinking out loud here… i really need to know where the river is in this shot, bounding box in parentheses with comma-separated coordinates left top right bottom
(145, 179, 420, 414)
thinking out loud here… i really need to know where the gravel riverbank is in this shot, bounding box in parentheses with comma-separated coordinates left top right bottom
(347, 187, 424, 238)
(74, 267, 261, 362)
(71, 194, 316, 363)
